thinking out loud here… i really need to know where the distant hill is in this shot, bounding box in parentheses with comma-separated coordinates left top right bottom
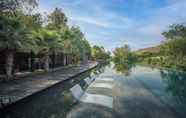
(135, 45, 161, 54)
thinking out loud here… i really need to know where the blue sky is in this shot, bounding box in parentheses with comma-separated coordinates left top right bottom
(38, 0, 186, 51)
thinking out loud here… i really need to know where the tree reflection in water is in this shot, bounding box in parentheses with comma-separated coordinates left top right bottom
(160, 69, 186, 103)
(113, 62, 134, 76)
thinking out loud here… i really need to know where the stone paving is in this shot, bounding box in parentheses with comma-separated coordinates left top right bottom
(0, 62, 97, 108)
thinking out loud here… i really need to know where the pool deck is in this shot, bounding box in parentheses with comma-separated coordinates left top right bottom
(0, 62, 98, 109)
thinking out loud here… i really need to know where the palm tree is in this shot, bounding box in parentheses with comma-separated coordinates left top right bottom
(32, 28, 62, 71)
(58, 26, 73, 65)
(0, 15, 36, 79)
(68, 26, 91, 64)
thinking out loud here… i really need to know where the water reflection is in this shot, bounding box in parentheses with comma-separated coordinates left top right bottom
(114, 63, 134, 76)
(84, 77, 93, 85)
(160, 70, 186, 103)
(2, 62, 186, 118)
(134, 66, 186, 118)
(98, 78, 114, 82)
(70, 84, 113, 109)
(66, 103, 116, 118)
(90, 83, 113, 89)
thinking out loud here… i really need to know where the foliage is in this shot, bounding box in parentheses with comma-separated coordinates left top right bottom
(113, 44, 136, 64)
(112, 44, 136, 75)
(137, 24, 186, 71)
(161, 25, 186, 57)
(162, 24, 186, 40)
(31, 28, 62, 53)
(114, 63, 132, 76)
(21, 13, 43, 30)
(160, 70, 186, 101)
(0, 12, 39, 79)
(160, 24, 186, 70)
(47, 8, 68, 30)
(91, 46, 111, 61)
(0, 0, 38, 13)
(70, 26, 91, 62)
(0, 3, 93, 79)
(0, 15, 36, 52)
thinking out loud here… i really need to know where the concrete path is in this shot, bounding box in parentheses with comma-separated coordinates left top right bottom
(0, 62, 97, 108)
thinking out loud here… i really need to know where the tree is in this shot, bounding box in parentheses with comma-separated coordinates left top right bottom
(47, 8, 92, 64)
(162, 24, 186, 56)
(162, 24, 186, 40)
(46, 8, 70, 65)
(81, 39, 91, 61)
(161, 24, 186, 70)
(113, 44, 136, 64)
(0, 15, 36, 79)
(70, 26, 90, 63)
(114, 63, 132, 76)
(0, 4, 94, 80)
(32, 28, 62, 71)
(91, 46, 110, 61)
(0, 0, 38, 13)
(47, 8, 68, 30)
(20, 13, 43, 30)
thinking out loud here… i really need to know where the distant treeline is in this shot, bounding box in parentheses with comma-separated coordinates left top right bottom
(136, 24, 186, 71)
(112, 23, 186, 71)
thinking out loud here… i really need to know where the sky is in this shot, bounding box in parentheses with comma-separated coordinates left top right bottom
(38, 0, 186, 51)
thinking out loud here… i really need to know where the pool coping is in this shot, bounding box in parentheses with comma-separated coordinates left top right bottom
(0, 62, 98, 109)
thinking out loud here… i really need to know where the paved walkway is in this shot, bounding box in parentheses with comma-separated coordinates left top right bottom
(0, 62, 97, 108)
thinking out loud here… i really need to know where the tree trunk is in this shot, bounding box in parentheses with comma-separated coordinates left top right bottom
(28, 52, 31, 72)
(66, 55, 68, 65)
(28, 51, 35, 72)
(66, 54, 69, 65)
(63, 54, 67, 66)
(69, 55, 72, 64)
(52, 51, 55, 68)
(30, 51, 35, 72)
(44, 52, 50, 71)
(5, 50, 14, 80)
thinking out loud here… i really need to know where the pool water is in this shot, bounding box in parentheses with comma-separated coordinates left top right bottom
(0, 63, 186, 118)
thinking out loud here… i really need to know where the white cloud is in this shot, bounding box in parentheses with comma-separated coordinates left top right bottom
(69, 16, 110, 28)
(38, 0, 186, 51)
(126, 0, 186, 49)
